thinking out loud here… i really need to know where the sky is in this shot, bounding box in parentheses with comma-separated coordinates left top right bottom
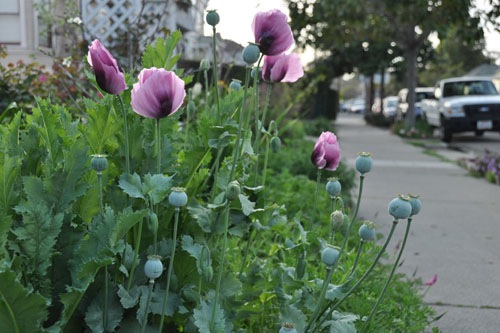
(205, 0, 499, 64)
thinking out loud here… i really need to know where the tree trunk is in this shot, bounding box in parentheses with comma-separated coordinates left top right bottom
(405, 45, 418, 127)
(379, 67, 385, 114)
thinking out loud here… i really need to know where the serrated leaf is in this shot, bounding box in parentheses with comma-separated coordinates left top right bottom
(81, 96, 121, 154)
(110, 208, 148, 247)
(0, 148, 21, 215)
(84, 287, 123, 333)
(323, 311, 359, 333)
(280, 305, 307, 333)
(142, 32, 183, 70)
(238, 193, 255, 216)
(117, 285, 140, 309)
(58, 286, 87, 329)
(0, 270, 48, 333)
(142, 173, 173, 204)
(193, 300, 226, 333)
(119, 173, 145, 200)
(12, 200, 64, 279)
(220, 273, 242, 298)
(187, 201, 212, 233)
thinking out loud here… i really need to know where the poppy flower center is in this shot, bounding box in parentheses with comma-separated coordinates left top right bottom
(259, 32, 274, 54)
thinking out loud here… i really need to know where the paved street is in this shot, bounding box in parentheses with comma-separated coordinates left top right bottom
(335, 113, 500, 332)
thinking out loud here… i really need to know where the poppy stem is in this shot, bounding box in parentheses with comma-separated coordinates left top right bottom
(117, 95, 130, 175)
(156, 118, 161, 174)
(211, 26, 221, 124)
(361, 218, 413, 331)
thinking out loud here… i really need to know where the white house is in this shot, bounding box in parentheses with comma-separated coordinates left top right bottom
(1, 0, 244, 69)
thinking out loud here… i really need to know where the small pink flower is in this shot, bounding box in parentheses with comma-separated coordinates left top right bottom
(424, 274, 438, 286)
(252, 9, 294, 56)
(88, 39, 127, 95)
(131, 67, 186, 119)
(262, 53, 303, 83)
(39, 74, 47, 82)
(311, 131, 341, 171)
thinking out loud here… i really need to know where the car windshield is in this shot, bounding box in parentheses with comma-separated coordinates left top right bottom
(442, 80, 498, 97)
(416, 92, 434, 101)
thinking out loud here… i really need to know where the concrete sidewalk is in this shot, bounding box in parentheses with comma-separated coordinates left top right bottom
(335, 113, 500, 332)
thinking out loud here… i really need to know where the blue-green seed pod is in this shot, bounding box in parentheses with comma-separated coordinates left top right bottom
(355, 152, 373, 174)
(169, 187, 188, 207)
(270, 136, 281, 153)
(279, 323, 297, 333)
(321, 246, 340, 267)
(388, 194, 412, 220)
(229, 79, 242, 91)
(144, 255, 163, 279)
(90, 154, 108, 173)
(242, 43, 261, 65)
(326, 178, 341, 197)
(408, 194, 422, 216)
(358, 221, 376, 241)
(205, 10, 220, 26)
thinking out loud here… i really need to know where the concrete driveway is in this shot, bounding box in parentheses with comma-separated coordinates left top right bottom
(335, 113, 500, 333)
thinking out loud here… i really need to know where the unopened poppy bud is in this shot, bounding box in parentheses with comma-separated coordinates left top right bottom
(148, 212, 158, 234)
(279, 322, 297, 333)
(226, 180, 241, 201)
(270, 136, 281, 153)
(199, 59, 211, 71)
(330, 210, 344, 231)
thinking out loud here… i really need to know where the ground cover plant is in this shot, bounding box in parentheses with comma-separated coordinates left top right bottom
(0, 9, 438, 333)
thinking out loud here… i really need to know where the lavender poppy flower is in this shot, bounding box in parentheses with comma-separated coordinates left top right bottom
(252, 9, 294, 56)
(311, 131, 341, 171)
(87, 39, 126, 95)
(261, 53, 304, 83)
(131, 68, 186, 119)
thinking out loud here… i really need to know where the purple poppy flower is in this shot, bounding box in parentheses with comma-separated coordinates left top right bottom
(252, 9, 294, 56)
(311, 131, 341, 171)
(87, 39, 126, 95)
(131, 67, 186, 119)
(262, 53, 303, 83)
(424, 274, 438, 286)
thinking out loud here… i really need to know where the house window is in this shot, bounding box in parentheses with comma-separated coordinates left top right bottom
(0, 0, 21, 44)
(35, 0, 54, 48)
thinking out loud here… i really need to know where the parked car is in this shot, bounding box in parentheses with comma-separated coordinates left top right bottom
(347, 98, 366, 114)
(396, 87, 435, 120)
(421, 76, 500, 142)
(381, 96, 399, 120)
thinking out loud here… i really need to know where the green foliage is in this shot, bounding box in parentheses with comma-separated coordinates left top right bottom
(0, 270, 48, 333)
(0, 30, 437, 333)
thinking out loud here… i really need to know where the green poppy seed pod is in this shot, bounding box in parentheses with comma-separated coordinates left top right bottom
(90, 154, 108, 173)
(200, 246, 213, 282)
(226, 180, 241, 201)
(330, 210, 344, 231)
(144, 255, 163, 280)
(148, 212, 159, 234)
(295, 251, 306, 280)
(270, 136, 281, 153)
(321, 245, 340, 267)
(358, 221, 376, 241)
(229, 79, 242, 92)
(388, 194, 412, 220)
(199, 58, 211, 71)
(355, 152, 373, 175)
(325, 178, 341, 197)
(169, 187, 188, 207)
(243, 43, 261, 65)
(408, 194, 422, 216)
(205, 10, 220, 26)
(279, 323, 297, 333)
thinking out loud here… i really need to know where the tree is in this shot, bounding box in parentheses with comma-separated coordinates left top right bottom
(288, 0, 499, 125)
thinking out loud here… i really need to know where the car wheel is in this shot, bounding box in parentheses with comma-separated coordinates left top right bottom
(475, 130, 484, 136)
(440, 119, 452, 143)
